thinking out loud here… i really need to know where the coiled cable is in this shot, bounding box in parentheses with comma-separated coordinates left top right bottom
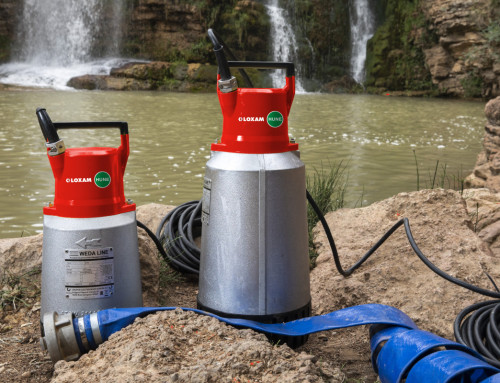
(454, 300, 500, 368)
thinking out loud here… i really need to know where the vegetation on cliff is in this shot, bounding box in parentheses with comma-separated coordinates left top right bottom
(365, 0, 500, 98)
(364, 0, 434, 92)
(281, 0, 351, 87)
(121, 0, 270, 65)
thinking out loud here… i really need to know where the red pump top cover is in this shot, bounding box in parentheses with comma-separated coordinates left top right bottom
(213, 72, 298, 154)
(44, 128, 135, 219)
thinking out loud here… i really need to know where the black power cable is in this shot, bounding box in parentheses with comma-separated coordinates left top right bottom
(454, 300, 500, 368)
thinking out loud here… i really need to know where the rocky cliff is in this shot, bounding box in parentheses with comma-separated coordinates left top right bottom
(466, 96, 500, 189)
(121, 0, 269, 64)
(365, 0, 500, 98)
(0, 0, 19, 62)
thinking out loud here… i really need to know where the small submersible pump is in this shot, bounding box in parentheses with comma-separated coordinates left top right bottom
(197, 31, 311, 345)
(36, 108, 142, 349)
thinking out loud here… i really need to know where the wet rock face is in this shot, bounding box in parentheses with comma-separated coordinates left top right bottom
(366, 0, 499, 98)
(466, 97, 500, 190)
(422, 0, 498, 98)
(0, 0, 19, 62)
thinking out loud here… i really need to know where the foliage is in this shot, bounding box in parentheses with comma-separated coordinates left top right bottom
(0, 268, 40, 312)
(281, 0, 352, 82)
(461, 73, 484, 99)
(306, 161, 348, 267)
(413, 150, 466, 194)
(365, 0, 434, 92)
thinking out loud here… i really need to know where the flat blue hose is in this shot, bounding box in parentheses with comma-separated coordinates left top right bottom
(73, 304, 500, 383)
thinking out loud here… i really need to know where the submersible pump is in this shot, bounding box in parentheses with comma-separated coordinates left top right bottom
(197, 31, 311, 345)
(36, 108, 142, 342)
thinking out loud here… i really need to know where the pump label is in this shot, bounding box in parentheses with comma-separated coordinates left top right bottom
(267, 111, 284, 128)
(94, 171, 111, 188)
(64, 247, 114, 299)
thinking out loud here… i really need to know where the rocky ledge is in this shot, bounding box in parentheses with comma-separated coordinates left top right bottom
(67, 62, 218, 92)
(466, 96, 500, 191)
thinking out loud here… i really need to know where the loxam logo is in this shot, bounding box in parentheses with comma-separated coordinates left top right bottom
(66, 178, 91, 183)
(238, 116, 265, 122)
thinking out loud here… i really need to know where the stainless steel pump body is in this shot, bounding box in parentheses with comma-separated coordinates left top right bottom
(198, 151, 311, 317)
(41, 211, 143, 318)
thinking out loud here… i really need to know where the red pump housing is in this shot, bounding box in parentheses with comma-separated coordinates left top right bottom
(212, 61, 298, 154)
(43, 122, 135, 219)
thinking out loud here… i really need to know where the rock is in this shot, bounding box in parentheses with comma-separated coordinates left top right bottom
(424, 45, 452, 80)
(0, 234, 42, 277)
(310, 189, 500, 339)
(67, 62, 218, 92)
(467, 97, 500, 191)
(485, 97, 500, 126)
(463, 188, 500, 254)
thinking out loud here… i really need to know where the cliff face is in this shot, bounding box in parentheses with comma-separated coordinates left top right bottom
(365, 0, 500, 98)
(122, 0, 270, 63)
(282, 0, 352, 87)
(0, 0, 19, 63)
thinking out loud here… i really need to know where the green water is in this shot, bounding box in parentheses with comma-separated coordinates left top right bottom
(0, 90, 485, 238)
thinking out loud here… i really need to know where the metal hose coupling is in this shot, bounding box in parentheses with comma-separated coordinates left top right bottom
(40, 311, 103, 362)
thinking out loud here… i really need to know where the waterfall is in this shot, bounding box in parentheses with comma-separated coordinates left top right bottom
(349, 0, 376, 84)
(0, 0, 125, 89)
(265, 0, 305, 92)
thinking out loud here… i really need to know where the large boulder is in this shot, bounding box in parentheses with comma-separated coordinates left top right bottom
(466, 97, 500, 190)
(310, 189, 500, 339)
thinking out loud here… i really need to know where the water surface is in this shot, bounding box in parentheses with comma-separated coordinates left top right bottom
(0, 90, 484, 238)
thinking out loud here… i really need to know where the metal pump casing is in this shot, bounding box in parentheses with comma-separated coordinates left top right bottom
(37, 109, 142, 322)
(198, 58, 311, 331)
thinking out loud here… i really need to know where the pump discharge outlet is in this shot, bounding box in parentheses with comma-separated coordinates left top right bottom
(36, 108, 143, 335)
(198, 30, 311, 347)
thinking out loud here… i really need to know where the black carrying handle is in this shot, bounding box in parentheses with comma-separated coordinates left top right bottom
(228, 61, 295, 78)
(36, 108, 128, 145)
(53, 121, 128, 135)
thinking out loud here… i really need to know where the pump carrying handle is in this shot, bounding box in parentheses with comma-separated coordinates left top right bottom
(52, 121, 129, 135)
(227, 61, 295, 78)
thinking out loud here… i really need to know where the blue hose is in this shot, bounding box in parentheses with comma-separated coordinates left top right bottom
(70, 304, 500, 383)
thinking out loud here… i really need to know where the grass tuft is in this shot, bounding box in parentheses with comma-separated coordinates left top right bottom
(306, 161, 348, 267)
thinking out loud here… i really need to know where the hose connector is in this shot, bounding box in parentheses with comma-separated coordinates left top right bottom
(218, 76, 238, 93)
(40, 312, 81, 362)
(45, 140, 66, 156)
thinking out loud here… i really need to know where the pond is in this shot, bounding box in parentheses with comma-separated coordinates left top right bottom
(0, 90, 485, 238)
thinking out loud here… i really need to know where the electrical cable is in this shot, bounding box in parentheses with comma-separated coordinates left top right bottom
(454, 300, 500, 368)
(154, 200, 201, 275)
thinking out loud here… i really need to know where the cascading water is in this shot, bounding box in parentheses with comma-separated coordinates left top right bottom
(0, 0, 126, 89)
(349, 0, 376, 84)
(265, 0, 305, 92)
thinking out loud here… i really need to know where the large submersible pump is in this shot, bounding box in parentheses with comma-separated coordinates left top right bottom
(36, 108, 142, 352)
(197, 31, 311, 345)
